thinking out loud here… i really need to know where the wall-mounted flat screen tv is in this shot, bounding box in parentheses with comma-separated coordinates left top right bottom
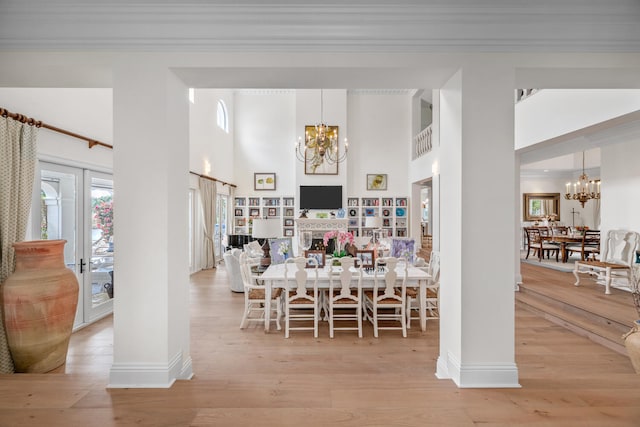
(299, 185, 342, 210)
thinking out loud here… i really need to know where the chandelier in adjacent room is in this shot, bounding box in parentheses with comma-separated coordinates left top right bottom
(565, 151, 600, 207)
(295, 89, 348, 174)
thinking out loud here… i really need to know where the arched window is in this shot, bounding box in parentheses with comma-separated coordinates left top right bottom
(217, 99, 229, 133)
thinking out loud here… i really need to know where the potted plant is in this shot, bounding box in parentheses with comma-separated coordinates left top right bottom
(622, 264, 640, 373)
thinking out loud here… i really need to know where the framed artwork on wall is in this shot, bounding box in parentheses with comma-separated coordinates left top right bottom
(254, 172, 276, 191)
(304, 125, 339, 175)
(366, 174, 387, 190)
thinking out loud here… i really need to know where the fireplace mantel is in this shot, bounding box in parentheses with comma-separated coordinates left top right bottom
(295, 218, 348, 234)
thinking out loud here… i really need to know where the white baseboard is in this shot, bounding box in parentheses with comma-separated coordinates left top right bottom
(446, 352, 521, 388)
(435, 355, 450, 379)
(108, 350, 185, 388)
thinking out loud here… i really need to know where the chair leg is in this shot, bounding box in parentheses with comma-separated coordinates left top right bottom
(285, 300, 290, 338)
(240, 300, 250, 329)
(314, 301, 319, 338)
(329, 302, 334, 338)
(275, 295, 282, 331)
(357, 304, 363, 338)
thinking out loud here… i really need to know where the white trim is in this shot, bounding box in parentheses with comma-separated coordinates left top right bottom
(446, 352, 521, 389)
(38, 153, 112, 175)
(107, 350, 184, 388)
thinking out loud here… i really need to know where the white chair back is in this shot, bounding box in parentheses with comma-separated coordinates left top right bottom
(601, 230, 639, 266)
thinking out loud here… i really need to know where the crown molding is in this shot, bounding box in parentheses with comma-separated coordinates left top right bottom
(2, 1, 640, 53)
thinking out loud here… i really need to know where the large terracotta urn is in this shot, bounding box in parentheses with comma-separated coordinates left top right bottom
(2, 240, 79, 373)
(623, 320, 640, 374)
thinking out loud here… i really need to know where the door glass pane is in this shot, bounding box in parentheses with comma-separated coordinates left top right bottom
(40, 171, 78, 271)
(90, 177, 114, 308)
(215, 195, 228, 258)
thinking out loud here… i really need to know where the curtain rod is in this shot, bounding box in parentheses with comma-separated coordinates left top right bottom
(0, 107, 113, 150)
(190, 171, 236, 188)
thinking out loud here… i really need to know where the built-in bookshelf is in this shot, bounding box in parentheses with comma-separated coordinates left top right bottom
(347, 196, 409, 238)
(233, 196, 295, 236)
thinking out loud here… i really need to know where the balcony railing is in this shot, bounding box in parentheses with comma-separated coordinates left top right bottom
(413, 125, 432, 160)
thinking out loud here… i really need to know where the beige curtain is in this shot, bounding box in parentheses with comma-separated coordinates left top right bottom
(200, 177, 216, 269)
(542, 199, 554, 217)
(0, 116, 39, 373)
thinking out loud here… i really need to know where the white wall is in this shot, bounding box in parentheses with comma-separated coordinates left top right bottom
(346, 91, 410, 197)
(515, 89, 640, 150)
(0, 87, 113, 170)
(600, 139, 640, 237)
(234, 90, 296, 197)
(189, 89, 234, 184)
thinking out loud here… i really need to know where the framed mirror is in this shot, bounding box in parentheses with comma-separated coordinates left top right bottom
(523, 193, 560, 222)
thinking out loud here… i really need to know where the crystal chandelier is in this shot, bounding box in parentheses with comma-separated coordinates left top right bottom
(295, 90, 348, 171)
(565, 151, 600, 207)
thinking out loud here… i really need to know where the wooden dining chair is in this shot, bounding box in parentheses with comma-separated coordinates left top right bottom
(363, 257, 407, 338)
(524, 227, 559, 262)
(328, 257, 363, 338)
(566, 230, 601, 261)
(283, 256, 320, 338)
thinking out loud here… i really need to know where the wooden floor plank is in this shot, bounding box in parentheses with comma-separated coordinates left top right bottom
(0, 262, 639, 426)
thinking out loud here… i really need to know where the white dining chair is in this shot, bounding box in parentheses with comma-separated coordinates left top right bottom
(364, 257, 407, 338)
(328, 257, 363, 338)
(406, 250, 439, 328)
(238, 252, 283, 330)
(283, 256, 320, 338)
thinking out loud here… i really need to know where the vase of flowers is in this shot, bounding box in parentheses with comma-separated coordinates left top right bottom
(623, 264, 640, 373)
(323, 230, 354, 261)
(277, 240, 291, 260)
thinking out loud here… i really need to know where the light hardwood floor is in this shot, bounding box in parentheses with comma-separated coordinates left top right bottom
(1, 263, 639, 426)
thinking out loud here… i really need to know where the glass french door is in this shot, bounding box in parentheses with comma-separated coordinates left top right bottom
(215, 194, 229, 260)
(35, 162, 114, 329)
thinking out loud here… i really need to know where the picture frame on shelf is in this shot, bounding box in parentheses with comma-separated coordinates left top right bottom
(355, 250, 375, 269)
(365, 208, 375, 217)
(285, 208, 294, 216)
(268, 207, 277, 217)
(254, 172, 276, 191)
(366, 174, 387, 191)
(304, 250, 326, 268)
(284, 228, 294, 237)
(234, 208, 243, 216)
(249, 208, 260, 217)
(284, 218, 294, 227)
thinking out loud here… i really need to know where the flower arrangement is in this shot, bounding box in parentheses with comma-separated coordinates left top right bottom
(277, 241, 291, 259)
(323, 230, 354, 258)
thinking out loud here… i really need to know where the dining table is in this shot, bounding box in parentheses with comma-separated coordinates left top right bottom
(259, 261, 432, 332)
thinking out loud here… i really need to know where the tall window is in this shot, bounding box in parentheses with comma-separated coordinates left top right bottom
(217, 99, 229, 133)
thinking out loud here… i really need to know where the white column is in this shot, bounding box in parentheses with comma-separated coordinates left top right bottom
(109, 59, 192, 388)
(437, 64, 519, 388)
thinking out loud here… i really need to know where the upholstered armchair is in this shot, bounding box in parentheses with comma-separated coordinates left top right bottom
(223, 248, 245, 292)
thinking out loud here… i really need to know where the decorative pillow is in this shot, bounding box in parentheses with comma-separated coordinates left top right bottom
(390, 238, 415, 263)
(269, 237, 293, 264)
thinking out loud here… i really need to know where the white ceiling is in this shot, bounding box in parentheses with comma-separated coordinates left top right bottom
(2, 0, 640, 53)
